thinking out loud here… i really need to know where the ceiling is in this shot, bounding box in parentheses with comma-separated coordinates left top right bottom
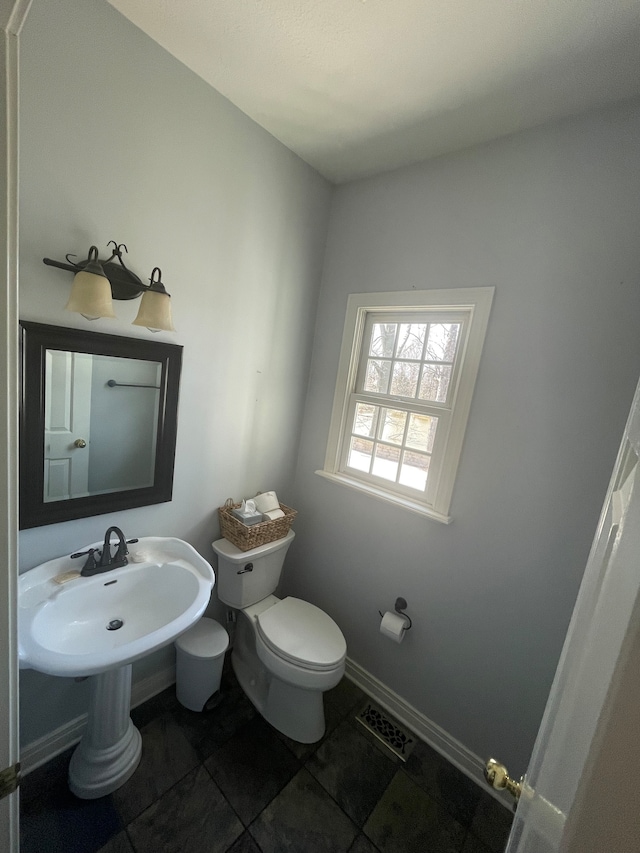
(107, 0, 640, 183)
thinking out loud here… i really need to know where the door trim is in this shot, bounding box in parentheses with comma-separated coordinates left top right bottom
(1, 1, 33, 849)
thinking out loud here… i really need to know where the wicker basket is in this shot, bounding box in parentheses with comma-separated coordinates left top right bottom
(218, 499, 297, 552)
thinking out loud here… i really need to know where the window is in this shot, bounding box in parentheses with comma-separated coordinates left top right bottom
(318, 288, 494, 522)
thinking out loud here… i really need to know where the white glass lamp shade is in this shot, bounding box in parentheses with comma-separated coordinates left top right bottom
(65, 269, 116, 320)
(132, 289, 175, 332)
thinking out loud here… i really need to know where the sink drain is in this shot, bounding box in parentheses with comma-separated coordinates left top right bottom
(106, 619, 124, 631)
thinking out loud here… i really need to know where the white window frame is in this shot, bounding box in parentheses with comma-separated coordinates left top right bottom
(317, 287, 494, 523)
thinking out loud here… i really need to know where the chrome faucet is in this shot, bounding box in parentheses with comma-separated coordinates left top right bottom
(72, 526, 136, 576)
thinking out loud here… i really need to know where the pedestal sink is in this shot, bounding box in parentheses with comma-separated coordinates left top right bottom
(19, 536, 215, 798)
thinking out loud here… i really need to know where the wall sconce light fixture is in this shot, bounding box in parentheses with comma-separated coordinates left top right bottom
(43, 241, 175, 332)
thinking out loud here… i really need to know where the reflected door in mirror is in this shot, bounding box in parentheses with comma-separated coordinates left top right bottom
(44, 350, 92, 501)
(44, 351, 163, 502)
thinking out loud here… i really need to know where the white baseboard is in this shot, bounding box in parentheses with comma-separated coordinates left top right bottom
(344, 658, 510, 806)
(21, 657, 510, 808)
(21, 665, 176, 776)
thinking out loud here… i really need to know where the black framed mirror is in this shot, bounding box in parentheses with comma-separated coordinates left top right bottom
(20, 321, 182, 529)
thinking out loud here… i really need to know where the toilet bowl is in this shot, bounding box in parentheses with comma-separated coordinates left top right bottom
(211, 531, 347, 743)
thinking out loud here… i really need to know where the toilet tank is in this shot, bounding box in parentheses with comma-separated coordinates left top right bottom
(211, 530, 295, 609)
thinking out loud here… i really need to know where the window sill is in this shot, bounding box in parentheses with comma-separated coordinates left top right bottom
(314, 470, 452, 524)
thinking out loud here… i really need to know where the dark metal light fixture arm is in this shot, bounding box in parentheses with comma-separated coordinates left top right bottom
(43, 256, 83, 274)
(43, 241, 148, 301)
(106, 240, 139, 281)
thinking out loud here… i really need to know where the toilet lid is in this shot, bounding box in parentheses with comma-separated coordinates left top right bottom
(256, 597, 346, 671)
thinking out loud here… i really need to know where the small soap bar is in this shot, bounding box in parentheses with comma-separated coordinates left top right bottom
(52, 570, 81, 584)
(130, 552, 148, 563)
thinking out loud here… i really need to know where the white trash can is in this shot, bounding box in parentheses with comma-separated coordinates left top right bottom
(175, 617, 229, 711)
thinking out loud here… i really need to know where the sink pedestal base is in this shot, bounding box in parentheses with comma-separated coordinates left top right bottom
(69, 664, 142, 799)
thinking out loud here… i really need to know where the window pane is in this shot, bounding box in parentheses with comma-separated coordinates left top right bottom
(396, 324, 426, 359)
(406, 413, 438, 452)
(426, 323, 460, 361)
(348, 437, 373, 473)
(390, 361, 419, 397)
(353, 403, 377, 438)
(372, 444, 400, 481)
(399, 451, 430, 491)
(418, 364, 452, 402)
(380, 409, 407, 445)
(364, 359, 391, 394)
(369, 323, 397, 358)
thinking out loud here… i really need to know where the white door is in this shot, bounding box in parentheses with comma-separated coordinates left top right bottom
(44, 350, 92, 501)
(488, 376, 640, 853)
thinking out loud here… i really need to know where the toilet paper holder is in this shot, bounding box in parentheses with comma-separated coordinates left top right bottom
(379, 597, 412, 630)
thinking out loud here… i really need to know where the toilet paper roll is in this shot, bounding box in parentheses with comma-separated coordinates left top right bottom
(262, 508, 285, 521)
(254, 491, 280, 513)
(380, 611, 410, 644)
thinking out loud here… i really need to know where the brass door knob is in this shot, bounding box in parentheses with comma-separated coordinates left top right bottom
(73, 438, 87, 448)
(484, 758, 523, 801)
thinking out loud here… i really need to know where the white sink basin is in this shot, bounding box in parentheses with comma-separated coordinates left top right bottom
(19, 536, 215, 677)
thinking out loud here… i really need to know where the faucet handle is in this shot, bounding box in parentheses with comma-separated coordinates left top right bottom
(80, 548, 101, 577)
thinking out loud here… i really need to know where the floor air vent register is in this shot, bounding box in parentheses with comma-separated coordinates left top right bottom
(356, 701, 415, 761)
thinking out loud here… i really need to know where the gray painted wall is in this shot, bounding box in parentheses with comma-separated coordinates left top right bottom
(18, 0, 332, 746)
(287, 98, 640, 776)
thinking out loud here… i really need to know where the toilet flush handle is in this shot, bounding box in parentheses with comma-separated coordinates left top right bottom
(237, 562, 254, 575)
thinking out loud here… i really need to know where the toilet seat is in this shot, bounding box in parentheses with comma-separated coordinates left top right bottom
(256, 597, 346, 672)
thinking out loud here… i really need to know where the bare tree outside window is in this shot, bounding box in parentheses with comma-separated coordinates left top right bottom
(349, 320, 461, 490)
(364, 322, 460, 403)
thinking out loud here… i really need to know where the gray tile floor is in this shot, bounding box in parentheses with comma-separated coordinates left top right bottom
(21, 670, 513, 853)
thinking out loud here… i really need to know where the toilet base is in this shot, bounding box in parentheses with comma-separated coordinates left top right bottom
(232, 650, 326, 743)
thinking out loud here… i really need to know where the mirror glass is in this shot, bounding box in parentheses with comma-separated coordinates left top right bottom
(44, 351, 161, 501)
(20, 322, 182, 529)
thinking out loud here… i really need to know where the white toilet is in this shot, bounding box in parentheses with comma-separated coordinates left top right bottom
(211, 530, 346, 743)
